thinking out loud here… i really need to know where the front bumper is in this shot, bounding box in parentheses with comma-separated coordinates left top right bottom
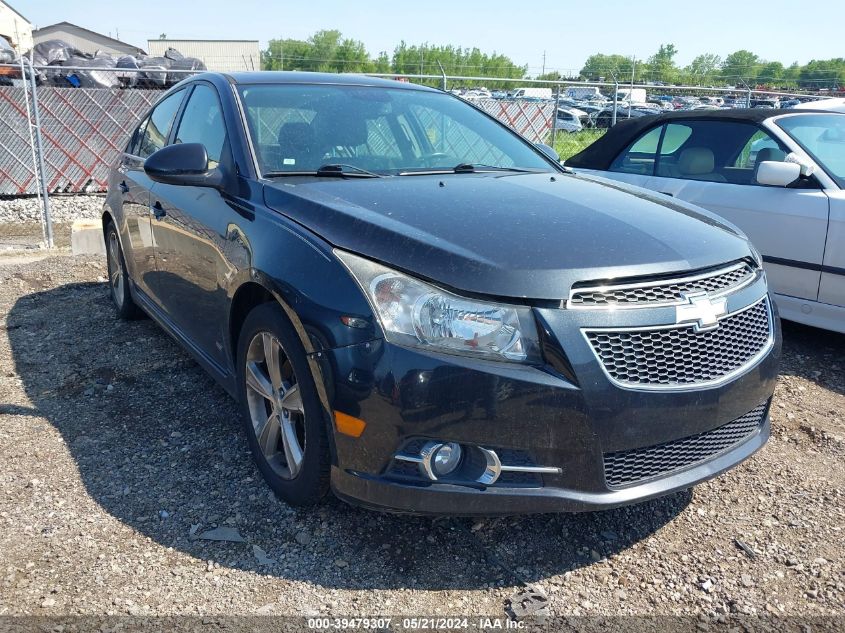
(332, 416, 769, 515)
(320, 284, 781, 515)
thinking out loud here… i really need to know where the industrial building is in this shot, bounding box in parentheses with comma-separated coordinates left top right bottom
(32, 21, 144, 57)
(147, 39, 260, 73)
(0, 1, 32, 52)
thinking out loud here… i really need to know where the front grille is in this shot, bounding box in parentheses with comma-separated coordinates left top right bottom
(603, 402, 768, 488)
(585, 297, 771, 389)
(569, 262, 754, 307)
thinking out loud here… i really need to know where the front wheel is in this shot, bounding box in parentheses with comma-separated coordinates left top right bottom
(236, 302, 330, 506)
(105, 221, 143, 320)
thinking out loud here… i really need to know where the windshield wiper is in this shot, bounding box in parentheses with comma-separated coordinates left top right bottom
(453, 163, 545, 173)
(262, 164, 383, 179)
(315, 164, 383, 178)
(398, 163, 545, 176)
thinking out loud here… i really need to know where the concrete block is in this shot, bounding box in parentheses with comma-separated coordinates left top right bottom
(71, 219, 105, 256)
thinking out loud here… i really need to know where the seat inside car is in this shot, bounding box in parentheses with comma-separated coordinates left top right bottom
(276, 121, 322, 170)
(677, 147, 727, 182)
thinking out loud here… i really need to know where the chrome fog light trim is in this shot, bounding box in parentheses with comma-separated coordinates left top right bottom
(477, 447, 502, 485)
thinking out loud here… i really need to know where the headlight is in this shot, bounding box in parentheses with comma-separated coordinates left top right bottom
(336, 250, 540, 363)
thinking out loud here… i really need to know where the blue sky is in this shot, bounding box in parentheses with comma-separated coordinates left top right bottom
(16, 0, 845, 73)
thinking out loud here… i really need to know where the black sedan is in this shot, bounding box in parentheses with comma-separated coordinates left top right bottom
(103, 72, 780, 514)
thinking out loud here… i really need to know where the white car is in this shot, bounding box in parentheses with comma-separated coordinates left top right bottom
(566, 109, 845, 333)
(554, 107, 585, 132)
(794, 97, 845, 114)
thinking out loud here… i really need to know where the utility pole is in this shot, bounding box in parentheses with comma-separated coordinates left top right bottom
(541, 50, 546, 76)
(629, 55, 635, 116)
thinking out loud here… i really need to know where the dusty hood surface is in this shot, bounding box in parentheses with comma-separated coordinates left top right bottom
(263, 171, 751, 300)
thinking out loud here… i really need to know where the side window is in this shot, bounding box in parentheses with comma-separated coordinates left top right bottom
(735, 130, 784, 170)
(654, 123, 694, 178)
(610, 125, 662, 175)
(126, 116, 148, 156)
(656, 120, 783, 185)
(138, 90, 184, 159)
(174, 84, 228, 167)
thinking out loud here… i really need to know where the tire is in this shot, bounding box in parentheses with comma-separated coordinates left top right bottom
(236, 302, 330, 506)
(104, 221, 143, 320)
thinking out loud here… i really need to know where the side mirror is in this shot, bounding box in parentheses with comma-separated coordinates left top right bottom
(535, 142, 561, 163)
(144, 143, 223, 188)
(756, 160, 801, 187)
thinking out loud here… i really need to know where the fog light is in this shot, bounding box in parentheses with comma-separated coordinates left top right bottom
(432, 442, 462, 476)
(419, 441, 463, 480)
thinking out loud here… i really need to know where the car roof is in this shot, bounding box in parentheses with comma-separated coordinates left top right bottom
(214, 71, 439, 92)
(565, 108, 844, 170)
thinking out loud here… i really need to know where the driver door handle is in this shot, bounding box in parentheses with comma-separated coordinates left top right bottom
(151, 201, 166, 220)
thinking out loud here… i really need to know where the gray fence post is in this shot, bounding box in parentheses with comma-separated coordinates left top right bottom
(437, 61, 447, 92)
(24, 59, 54, 248)
(612, 80, 619, 127)
(550, 84, 561, 147)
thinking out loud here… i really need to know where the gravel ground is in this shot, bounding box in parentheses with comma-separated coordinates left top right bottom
(1, 252, 844, 626)
(0, 195, 104, 225)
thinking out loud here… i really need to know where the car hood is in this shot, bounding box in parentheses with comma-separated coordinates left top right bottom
(263, 172, 752, 301)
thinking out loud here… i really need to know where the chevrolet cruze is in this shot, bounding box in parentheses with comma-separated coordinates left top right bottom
(103, 72, 781, 514)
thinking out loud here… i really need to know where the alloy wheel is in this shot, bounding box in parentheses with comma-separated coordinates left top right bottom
(107, 231, 124, 307)
(244, 331, 306, 479)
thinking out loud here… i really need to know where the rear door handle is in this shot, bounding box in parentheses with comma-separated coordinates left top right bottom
(151, 201, 166, 220)
(118, 181, 129, 194)
(660, 191, 674, 197)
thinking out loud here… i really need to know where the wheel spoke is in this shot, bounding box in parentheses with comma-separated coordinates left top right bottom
(262, 332, 283, 389)
(280, 417, 304, 478)
(246, 361, 274, 401)
(256, 411, 281, 457)
(280, 383, 303, 415)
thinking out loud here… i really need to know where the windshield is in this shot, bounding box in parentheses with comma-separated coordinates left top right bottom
(237, 84, 553, 176)
(776, 114, 845, 187)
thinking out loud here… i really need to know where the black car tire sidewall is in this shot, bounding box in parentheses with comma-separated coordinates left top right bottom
(236, 302, 330, 506)
(105, 221, 142, 320)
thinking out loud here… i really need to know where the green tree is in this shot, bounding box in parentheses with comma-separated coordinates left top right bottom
(262, 30, 372, 72)
(391, 42, 525, 87)
(799, 58, 845, 90)
(646, 44, 679, 84)
(757, 61, 785, 86)
(374, 51, 391, 74)
(782, 62, 801, 88)
(720, 50, 761, 85)
(580, 53, 639, 82)
(683, 53, 721, 85)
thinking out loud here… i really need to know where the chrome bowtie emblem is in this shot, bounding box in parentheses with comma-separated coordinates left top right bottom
(675, 292, 728, 332)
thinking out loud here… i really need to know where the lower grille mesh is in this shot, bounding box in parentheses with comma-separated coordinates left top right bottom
(603, 402, 768, 488)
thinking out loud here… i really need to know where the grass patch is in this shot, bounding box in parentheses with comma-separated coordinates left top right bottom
(552, 129, 606, 161)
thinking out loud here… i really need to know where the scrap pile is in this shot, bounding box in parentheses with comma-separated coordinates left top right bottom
(2, 38, 206, 89)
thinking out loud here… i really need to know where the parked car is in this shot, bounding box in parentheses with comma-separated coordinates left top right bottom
(566, 109, 845, 333)
(794, 97, 845, 113)
(554, 107, 585, 132)
(104, 72, 779, 514)
(512, 86, 552, 100)
(590, 106, 656, 128)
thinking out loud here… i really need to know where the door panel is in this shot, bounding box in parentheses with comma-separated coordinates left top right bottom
(149, 184, 238, 368)
(819, 190, 845, 307)
(646, 175, 829, 301)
